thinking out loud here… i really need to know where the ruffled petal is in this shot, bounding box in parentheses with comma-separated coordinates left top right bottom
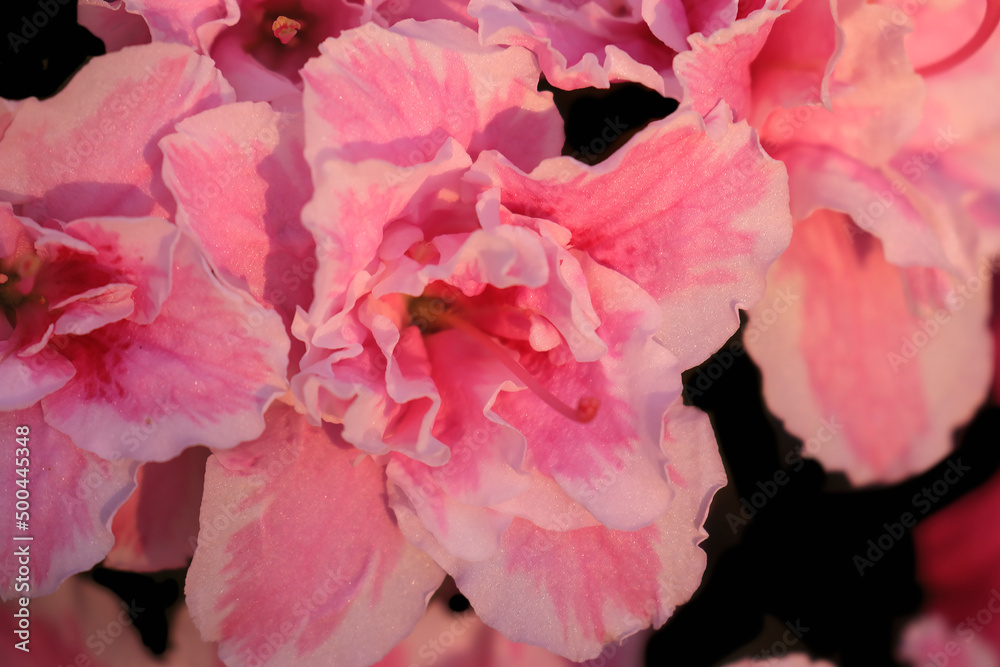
(41, 234, 289, 461)
(471, 0, 673, 95)
(161, 101, 315, 369)
(301, 19, 564, 172)
(673, 1, 784, 120)
(746, 210, 993, 485)
(104, 446, 210, 572)
(118, 0, 238, 53)
(0, 406, 137, 600)
(0, 43, 235, 221)
(469, 104, 792, 368)
(186, 404, 445, 667)
(390, 400, 725, 661)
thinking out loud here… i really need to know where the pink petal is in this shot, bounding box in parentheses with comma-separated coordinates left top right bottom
(374, 600, 650, 667)
(119, 0, 238, 53)
(162, 603, 228, 667)
(471, 0, 674, 95)
(390, 401, 726, 661)
(0, 575, 161, 666)
(756, 0, 924, 165)
(301, 19, 564, 172)
(161, 101, 315, 369)
(78, 0, 153, 52)
(186, 404, 445, 667)
(41, 234, 289, 462)
(470, 104, 792, 369)
(373, 0, 477, 28)
(61, 216, 178, 324)
(0, 406, 137, 600)
(780, 145, 956, 269)
(104, 447, 210, 572)
(488, 253, 683, 530)
(745, 210, 993, 485)
(673, 1, 784, 120)
(296, 137, 473, 339)
(0, 43, 235, 221)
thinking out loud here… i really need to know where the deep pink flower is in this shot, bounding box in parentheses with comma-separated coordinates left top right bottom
(185, 18, 790, 665)
(914, 464, 1000, 660)
(898, 613, 1000, 667)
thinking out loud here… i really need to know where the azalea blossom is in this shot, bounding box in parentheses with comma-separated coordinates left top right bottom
(0, 41, 290, 598)
(741, 0, 999, 485)
(181, 16, 790, 666)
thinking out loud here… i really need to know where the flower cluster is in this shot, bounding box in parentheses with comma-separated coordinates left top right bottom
(1, 0, 998, 665)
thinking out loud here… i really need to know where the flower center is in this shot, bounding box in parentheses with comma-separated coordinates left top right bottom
(272, 15, 303, 44)
(917, 0, 1000, 76)
(406, 289, 599, 424)
(0, 250, 43, 327)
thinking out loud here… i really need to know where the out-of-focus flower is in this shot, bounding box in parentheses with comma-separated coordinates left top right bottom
(0, 574, 227, 667)
(746, 3, 1000, 484)
(914, 462, 1000, 660)
(899, 613, 1000, 667)
(723, 655, 837, 667)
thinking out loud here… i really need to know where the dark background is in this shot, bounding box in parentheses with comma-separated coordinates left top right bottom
(4, 5, 999, 665)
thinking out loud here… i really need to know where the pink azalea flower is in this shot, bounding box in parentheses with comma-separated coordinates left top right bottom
(741, 0, 1000, 484)
(184, 18, 791, 666)
(0, 42, 290, 596)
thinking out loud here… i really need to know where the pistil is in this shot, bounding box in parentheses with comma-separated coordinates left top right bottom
(272, 16, 303, 44)
(917, 0, 1000, 76)
(435, 310, 599, 424)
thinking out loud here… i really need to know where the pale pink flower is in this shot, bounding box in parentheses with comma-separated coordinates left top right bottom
(742, 0, 999, 484)
(184, 18, 790, 665)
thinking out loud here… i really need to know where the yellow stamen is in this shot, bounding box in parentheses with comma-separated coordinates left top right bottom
(272, 16, 302, 45)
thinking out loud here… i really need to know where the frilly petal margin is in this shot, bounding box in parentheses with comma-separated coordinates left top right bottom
(745, 211, 993, 485)
(467, 102, 792, 370)
(388, 400, 726, 661)
(0, 406, 137, 600)
(300, 19, 564, 172)
(40, 233, 290, 462)
(186, 403, 445, 667)
(0, 43, 235, 222)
